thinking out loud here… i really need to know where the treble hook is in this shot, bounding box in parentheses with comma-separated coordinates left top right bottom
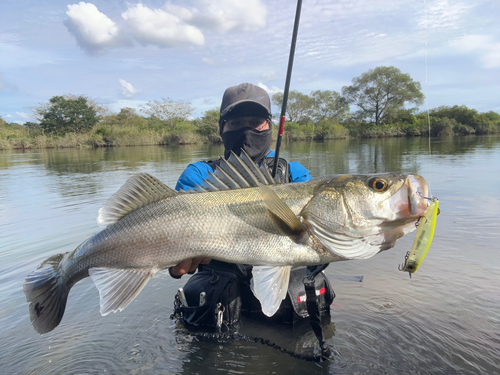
(417, 191, 438, 202)
(398, 251, 412, 278)
(415, 215, 428, 228)
(417, 192, 440, 215)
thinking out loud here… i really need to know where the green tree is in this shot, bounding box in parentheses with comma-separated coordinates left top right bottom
(341, 66, 424, 126)
(23, 121, 43, 136)
(309, 90, 349, 122)
(429, 105, 499, 134)
(429, 105, 477, 124)
(101, 107, 148, 128)
(36, 95, 100, 135)
(272, 91, 313, 124)
(481, 110, 500, 123)
(195, 108, 221, 141)
(140, 97, 193, 130)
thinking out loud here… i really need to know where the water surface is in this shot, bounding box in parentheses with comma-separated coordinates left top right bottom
(1, 136, 499, 374)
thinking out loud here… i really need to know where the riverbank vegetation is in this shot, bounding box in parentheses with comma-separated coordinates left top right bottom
(1, 66, 499, 150)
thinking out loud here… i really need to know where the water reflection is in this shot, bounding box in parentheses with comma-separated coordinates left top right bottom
(175, 318, 336, 375)
(1, 135, 499, 374)
(1, 136, 499, 177)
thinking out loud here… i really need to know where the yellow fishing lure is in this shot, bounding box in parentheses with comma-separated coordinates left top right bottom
(401, 199, 439, 274)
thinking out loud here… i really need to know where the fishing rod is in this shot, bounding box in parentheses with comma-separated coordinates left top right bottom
(271, 0, 303, 178)
(269, 0, 332, 360)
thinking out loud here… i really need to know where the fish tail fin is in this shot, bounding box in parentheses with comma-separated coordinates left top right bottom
(23, 254, 70, 335)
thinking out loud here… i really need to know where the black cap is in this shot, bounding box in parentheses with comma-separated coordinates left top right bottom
(219, 83, 272, 134)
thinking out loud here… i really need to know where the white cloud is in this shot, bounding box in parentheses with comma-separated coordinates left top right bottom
(108, 99, 148, 114)
(261, 70, 278, 81)
(449, 35, 500, 68)
(201, 57, 227, 66)
(6, 114, 12, 118)
(0, 33, 22, 44)
(65, 2, 124, 55)
(15, 112, 31, 120)
(191, 0, 268, 33)
(484, 49, 500, 69)
(122, 4, 205, 47)
(119, 79, 141, 98)
(63, 1, 268, 54)
(420, 0, 472, 31)
(163, 3, 194, 21)
(257, 82, 283, 96)
(298, 73, 318, 83)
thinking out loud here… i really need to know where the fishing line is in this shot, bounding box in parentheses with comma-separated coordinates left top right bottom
(404, 0, 435, 319)
(424, 0, 433, 196)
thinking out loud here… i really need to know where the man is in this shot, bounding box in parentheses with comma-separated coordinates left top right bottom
(170, 83, 332, 327)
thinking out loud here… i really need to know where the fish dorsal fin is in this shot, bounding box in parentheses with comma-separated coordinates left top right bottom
(97, 173, 177, 226)
(216, 157, 251, 189)
(258, 162, 275, 185)
(212, 165, 239, 189)
(205, 171, 229, 191)
(227, 151, 262, 187)
(199, 150, 275, 192)
(239, 149, 270, 185)
(89, 267, 157, 315)
(193, 185, 208, 193)
(251, 266, 291, 316)
(199, 178, 219, 192)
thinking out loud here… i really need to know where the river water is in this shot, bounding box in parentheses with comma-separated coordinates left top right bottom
(1, 136, 499, 374)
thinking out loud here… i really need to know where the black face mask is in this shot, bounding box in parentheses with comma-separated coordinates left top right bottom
(221, 127, 272, 165)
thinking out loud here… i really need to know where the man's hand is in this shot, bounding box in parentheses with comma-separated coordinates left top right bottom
(169, 258, 211, 278)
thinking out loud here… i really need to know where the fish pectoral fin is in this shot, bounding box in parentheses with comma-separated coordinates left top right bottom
(88, 267, 157, 316)
(304, 216, 382, 260)
(97, 173, 177, 227)
(250, 265, 291, 317)
(259, 185, 306, 240)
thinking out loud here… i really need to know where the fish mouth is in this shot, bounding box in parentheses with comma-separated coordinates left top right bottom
(406, 175, 430, 217)
(388, 175, 429, 220)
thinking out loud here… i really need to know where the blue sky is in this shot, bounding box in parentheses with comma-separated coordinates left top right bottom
(1, 0, 499, 124)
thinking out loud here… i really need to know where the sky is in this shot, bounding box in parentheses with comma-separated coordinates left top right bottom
(1, 0, 499, 124)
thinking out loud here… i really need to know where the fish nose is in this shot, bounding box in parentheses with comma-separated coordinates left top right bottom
(406, 175, 429, 216)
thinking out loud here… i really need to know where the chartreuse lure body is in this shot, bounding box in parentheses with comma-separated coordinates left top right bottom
(401, 199, 439, 274)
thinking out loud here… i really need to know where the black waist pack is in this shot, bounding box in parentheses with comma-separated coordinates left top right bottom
(242, 267, 335, 324)
(174, 262, 244, 330)
(174, 263, 335, 329)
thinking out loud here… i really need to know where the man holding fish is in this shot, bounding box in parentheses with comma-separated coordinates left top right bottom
(169, 83, 334, 327)
(24, 82, 432, 334)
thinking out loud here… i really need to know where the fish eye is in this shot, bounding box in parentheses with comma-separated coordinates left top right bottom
(369, 178, 388, 192)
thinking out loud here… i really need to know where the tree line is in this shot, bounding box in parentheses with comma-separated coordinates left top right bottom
(1, 66, 499, 149)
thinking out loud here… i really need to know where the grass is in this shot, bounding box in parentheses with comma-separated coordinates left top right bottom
(1, 118, 498, 150)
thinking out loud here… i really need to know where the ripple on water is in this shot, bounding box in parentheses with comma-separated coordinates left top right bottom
(2, 139, 500, 374)
(360, 296, 413, 319)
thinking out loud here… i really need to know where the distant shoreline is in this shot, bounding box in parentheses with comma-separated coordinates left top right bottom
(1, 131, 498, 151)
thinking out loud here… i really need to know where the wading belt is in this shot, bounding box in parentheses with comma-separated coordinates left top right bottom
(304, 264, 332, 360)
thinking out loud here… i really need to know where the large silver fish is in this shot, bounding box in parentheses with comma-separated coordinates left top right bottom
(24, 152, 429, 334)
